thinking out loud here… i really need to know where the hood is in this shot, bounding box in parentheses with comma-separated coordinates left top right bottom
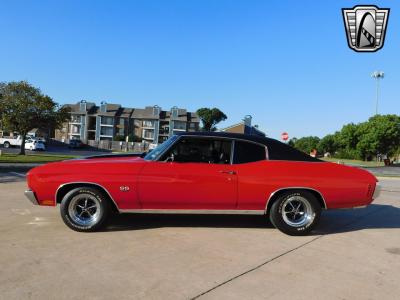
(27, 154, 145, 176)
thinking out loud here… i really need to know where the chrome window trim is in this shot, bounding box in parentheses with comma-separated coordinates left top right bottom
(266, 187, 328, 210)
(55, 182, 120, 212)
(265, 146, 269, 160)
(119, 209, 265, 215)
(229, 140, 235, 165)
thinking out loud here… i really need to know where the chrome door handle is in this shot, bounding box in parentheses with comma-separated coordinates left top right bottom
(219, 170, 236, 175)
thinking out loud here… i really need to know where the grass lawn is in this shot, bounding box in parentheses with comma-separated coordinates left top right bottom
(321, 157, 384, 167)
(0, 153, 77, 163)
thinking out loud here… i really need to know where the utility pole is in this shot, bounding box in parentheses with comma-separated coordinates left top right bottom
(371, 71, 384, 115)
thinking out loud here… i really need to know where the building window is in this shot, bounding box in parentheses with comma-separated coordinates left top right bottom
(100, 127, 113, 136)
(71, 115, 81, 123)
(159, 126, 169, 135)
(143, 120, 155, 128)
(173, 121, 186, 130)
(189, 122, 197, 130)
(143, 129, 154, 139)
(71, 125, 80, 134)
(101, 116, 114, 126)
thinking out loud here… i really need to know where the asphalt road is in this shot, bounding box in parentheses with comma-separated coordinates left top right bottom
(0, 174, 399, 299)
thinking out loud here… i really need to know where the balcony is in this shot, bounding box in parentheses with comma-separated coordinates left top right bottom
(142, 120, 156, 129)
(70, 115, 82, 124)
(100, 116, 114, 127)
(142, 128, 155, 140)
(173, 121, 186, 131)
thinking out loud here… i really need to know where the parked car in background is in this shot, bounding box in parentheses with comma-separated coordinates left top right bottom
(0, 135, 24, 148)
(0, 135, 47, 148)
(27, 135, 47, 144)
(148, 143, 158, 150)
(25, 139, 46, 151)
(25, 132, 380, 235)
(68, 139, 84, 149)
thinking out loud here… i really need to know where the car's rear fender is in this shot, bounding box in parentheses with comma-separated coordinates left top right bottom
(266, 187, 327, 213)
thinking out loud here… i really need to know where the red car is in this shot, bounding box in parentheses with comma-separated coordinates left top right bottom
(25, 132, 380, 235)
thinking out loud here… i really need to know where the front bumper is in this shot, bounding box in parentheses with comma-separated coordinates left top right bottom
(373, 183, 381, 199)
(24, 190, 39, 205)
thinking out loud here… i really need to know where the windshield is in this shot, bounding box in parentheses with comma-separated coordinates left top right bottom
(143, 135, 179, 161)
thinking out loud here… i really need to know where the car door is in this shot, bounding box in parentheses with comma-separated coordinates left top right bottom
(138, 136, 238, 209)
(229, 140, 271, 210)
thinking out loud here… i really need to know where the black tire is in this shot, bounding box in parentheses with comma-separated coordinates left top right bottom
(4, 142, 10, 148)
(60, 187, 111, 232)
(269, 190, 321, 236)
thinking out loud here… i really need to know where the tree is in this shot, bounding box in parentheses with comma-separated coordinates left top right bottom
(317, 133, 338, 155)
(0, 81, 70, 155)
(292, 136, 320, 154)
(128, 134, 142, 143)
(356, 115, 400, 160)
(287, 137, 298, 147)
(196, 108, 227, 131)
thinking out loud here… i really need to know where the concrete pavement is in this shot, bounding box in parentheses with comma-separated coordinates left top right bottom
(0, 176, 399, 299)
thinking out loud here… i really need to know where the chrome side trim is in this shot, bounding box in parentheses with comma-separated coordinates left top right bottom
(55, 182, 120, 212)
(230, 140, 235, 165)
(119, 209, 265, 215)
(24, 190, 39, 205)
(352, 205, 367, 209)
(266, 187, 328, 211)
(373, 182, 381, 199)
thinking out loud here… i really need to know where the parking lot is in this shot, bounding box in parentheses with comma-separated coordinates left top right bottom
(0, 174, 399, 299)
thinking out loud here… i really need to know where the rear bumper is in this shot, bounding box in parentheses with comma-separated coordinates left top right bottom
(24, 190, 39, 205)
(373, 183, 381, 199)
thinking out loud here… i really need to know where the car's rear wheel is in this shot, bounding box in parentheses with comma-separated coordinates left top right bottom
(4, 142, 10, 148)
(269, 190, 321, 236)
(60, 187, 110, 232)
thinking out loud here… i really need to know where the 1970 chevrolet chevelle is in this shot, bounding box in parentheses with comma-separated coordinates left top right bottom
(25, 132, 380, 235)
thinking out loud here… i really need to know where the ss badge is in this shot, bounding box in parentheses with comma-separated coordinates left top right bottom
(119, 186, 130, 192)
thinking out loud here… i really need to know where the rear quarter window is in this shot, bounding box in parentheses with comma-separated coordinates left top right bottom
(233, 141, 266, 164)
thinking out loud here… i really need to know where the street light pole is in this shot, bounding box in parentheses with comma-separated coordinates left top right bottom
(371, 71, 384, 115)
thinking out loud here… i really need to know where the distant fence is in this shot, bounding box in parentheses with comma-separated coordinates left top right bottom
(86, 140, 149, 152)
(50, 139, 149, 152)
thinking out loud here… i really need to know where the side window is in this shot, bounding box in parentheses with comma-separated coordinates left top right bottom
(233, 141, 266, 164)
(161, 137, 232, 164)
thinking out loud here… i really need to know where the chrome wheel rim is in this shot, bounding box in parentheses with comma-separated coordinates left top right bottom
(68, 194, 101, 226)
(282, 196, 314, 227)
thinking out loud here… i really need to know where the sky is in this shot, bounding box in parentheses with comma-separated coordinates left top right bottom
(0, 0, 398, 140)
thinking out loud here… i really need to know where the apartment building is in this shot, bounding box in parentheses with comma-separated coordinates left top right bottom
(55, 101, 200, 144)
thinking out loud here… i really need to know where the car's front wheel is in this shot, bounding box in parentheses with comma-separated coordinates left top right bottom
(60, 187, 110, 232)
(269, 190, 321, 236)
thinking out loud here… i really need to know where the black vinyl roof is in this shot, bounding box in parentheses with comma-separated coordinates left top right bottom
(176, 131, 321, 162)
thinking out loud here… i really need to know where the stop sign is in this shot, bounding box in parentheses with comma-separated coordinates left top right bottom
(281, 132, 289, 141)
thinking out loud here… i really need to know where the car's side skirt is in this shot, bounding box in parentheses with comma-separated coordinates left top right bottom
(119, 209, 266, 215)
